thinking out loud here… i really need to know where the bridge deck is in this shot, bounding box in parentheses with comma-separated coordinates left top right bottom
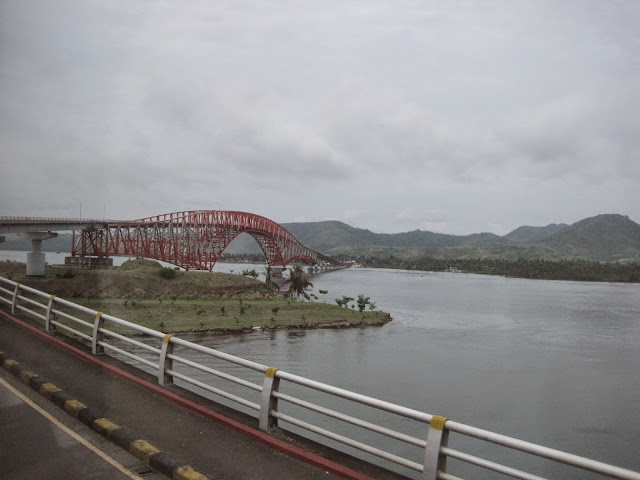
(0, 313, 405, 480)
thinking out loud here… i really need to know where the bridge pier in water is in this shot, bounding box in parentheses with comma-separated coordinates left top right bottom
(270, 266, 285, 276)
(64, 256, 114, 268)
(18, 231, 58, 276)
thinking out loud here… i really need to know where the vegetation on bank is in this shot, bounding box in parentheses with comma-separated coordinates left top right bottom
(0, 258, 390, 334)
(65, 297, 390, 335)
(346, 256, 640, 283)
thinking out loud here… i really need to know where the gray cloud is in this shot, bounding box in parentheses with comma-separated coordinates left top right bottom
(1, 0, 639, 234)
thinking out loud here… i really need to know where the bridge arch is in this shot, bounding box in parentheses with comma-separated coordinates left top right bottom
(71, 210, 342, 271)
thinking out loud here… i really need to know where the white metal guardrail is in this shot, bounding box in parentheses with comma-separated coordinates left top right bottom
(1, 276, 639, 480)
(0, 216, 129, 223)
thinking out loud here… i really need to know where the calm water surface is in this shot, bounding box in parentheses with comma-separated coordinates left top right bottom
(190, 267, 640, 479)
(2, 252, 639, 478)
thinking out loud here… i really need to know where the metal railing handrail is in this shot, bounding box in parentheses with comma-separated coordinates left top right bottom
(1, 275, 639, 480)
(0, 216, 131, 223)
(276, 369, 431, 423)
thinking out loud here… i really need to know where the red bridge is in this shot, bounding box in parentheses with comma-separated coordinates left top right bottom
(67, 210, 345, 271)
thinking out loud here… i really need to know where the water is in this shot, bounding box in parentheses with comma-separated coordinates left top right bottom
(0, 250, 264, 274)
(182, 268, 640, 479)
(2, 251, 639, 478)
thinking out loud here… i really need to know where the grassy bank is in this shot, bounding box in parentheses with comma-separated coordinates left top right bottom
(0, 258, 391, 333)
(70, 297, 390, 334)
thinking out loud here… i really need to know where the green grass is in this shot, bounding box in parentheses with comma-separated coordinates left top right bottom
(69, 297, 390, 334)
(1, 259, 391, 335)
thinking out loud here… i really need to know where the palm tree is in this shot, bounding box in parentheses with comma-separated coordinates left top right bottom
(284, 264, 313, 300)
(264, 265, 279, 291)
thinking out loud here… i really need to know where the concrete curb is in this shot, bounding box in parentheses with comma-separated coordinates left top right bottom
(0, 351, 209, 480)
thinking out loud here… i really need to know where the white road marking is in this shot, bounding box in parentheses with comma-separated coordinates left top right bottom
(0, 375, 143, 480)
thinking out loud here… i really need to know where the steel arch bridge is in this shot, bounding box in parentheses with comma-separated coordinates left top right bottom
(71, 210, 345, 271)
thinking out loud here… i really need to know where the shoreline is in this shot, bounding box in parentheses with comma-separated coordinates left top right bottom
(163, 314, 393, 336)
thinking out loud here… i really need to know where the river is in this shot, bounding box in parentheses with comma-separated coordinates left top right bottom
(195, 267, 640, 479)
(2, 251, 639, 479)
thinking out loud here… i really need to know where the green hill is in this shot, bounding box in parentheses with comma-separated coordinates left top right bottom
(284, 214, 640, 262)
(504, 223, 569, 244)
(541, 214, 640, 262)
(282, 221, 507, 253)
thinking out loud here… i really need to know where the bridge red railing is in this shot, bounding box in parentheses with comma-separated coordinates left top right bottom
(71, 210, 346, 270)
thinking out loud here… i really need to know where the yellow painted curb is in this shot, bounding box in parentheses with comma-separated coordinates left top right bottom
(39, 383, 62, 399)
(65, 399, 88, 417)
(19, 370, 38, 385)
(173, 465, 208, 480)
(93, 417, 121, 434)
(130, 439, 161, 465)
(2, 359, 19, 370)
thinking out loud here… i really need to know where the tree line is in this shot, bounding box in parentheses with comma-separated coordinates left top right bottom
(341, 255, 640, 283)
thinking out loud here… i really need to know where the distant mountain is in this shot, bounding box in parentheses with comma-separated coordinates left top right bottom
(282, 221, 379, 251)
(504, 223, 569, 244)
(223, 233, 262, 254)
(541, 214, 640, 262)
(282, 221, 507, 251)
(282, 215, 640, 262)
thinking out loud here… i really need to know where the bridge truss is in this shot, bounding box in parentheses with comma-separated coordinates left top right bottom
(71, 210, 344, 271)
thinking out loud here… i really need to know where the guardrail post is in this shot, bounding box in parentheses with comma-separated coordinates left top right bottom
(91, 312, 105, 355)
(259, 367, 280, 431)
(11, 283, 20, 315)
(45, 295, 57, 333)
(423, 415, 449, 480)
(158, 334, 174, 386)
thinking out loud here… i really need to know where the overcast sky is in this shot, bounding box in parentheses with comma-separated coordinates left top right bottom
(1, 1, 639, 235)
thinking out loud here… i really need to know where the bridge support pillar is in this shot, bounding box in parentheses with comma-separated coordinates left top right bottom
(270, 266, 285, 276)
(18, 232, 58, 276)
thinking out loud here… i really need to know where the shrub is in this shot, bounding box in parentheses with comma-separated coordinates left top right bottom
(335, 296, 354, 309)
(121, 258, 163, 270)
(357, 294, 371, 313)
(159, 267, 177, 279)
(55, 269, 75, 279)
(241, 269, 259, 278)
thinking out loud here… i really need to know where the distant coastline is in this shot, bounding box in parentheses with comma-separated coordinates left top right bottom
(349, 257, 640, 283)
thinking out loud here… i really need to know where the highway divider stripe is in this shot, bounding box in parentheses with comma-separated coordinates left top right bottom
(0, 351, 208, 480)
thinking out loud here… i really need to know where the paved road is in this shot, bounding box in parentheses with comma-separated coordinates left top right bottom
(0, 314, 404, 480)
(0, 370, 162, 480)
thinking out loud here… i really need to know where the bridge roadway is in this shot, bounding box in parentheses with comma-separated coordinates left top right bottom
(0, 312, 405, 480)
